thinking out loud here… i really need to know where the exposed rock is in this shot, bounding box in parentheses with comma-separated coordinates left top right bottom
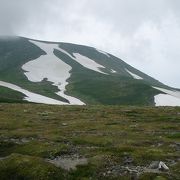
(3, 137, 32, 144)
(123, 156, 134, 165)
(129, 124, 138, 128)
(46, 154, 88, 171)
(148, 161, 169, 171)
(157, 142, 163, 147)
(103, 165, 144, 177)
(175, 142, 180, 146)
(0, 156, 8, 160)
(21, 138, 31, 143)
(158, 161, 169, 171)
(103, 160, 170, 178)
(149, 161, 159, 169)
(62, 123, 68, 126)
(169, 142, 180, 151)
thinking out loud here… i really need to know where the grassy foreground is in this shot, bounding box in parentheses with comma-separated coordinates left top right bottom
(0, 103, 179, 179)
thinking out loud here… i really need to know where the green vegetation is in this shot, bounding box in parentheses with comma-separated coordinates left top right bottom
(0, 37, 69, 103)
(0, 37, 171, 105)
(58, 42, 167, 88)
(0, 104, 179, 179)
(54, 49, 159, 105)
(0, 86, 26, 103)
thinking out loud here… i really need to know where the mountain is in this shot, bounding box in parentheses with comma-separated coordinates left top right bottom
(0, 36, 180, 106)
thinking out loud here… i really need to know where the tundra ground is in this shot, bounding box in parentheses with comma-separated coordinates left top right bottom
(0, 104, 179, 179)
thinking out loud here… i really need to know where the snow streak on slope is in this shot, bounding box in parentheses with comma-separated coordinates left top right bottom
(125, 69, 143, 80)
(111, 69, 117, 73)
(153, 87, 180, 98)
(95, 48, 110, 58)
(153, 86, 180, 106)
(57, 47, 107, 74)
(22, 40, 85, 105)
(72, 53, 107, 74)
(0, 81, 68, 105)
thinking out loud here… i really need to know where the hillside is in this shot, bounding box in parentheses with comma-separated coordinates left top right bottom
(0, 36, 180, 105)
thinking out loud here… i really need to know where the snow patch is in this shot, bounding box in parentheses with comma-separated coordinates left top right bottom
(95, 48, 110, 58)
(73, 53, 107, 74)
(125, 69, 143, 80)
(57, 47, 107, 74)
(153, 86, 180, 99)
(0, 81, 68, 105)
(153, 86, 180, 106)
(22, 40, 85, 105)
(47, 156, 88, 171)
(111, 69, 117, 73)
(154, 94, 180, 106)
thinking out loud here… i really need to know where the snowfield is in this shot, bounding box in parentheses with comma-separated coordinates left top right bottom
(0, 81, 68, 105)
(72, 53, 107, 74)
(125, 69, 143, 80)
(95, 48, 110, 58)
(57, 46, 107, 74)
(22, 40, 85, 105)
(154, 93, 180, 106)
(111, 69, 117, 73)
(153, 86, 180, 106)
(153, 86, 180, 99)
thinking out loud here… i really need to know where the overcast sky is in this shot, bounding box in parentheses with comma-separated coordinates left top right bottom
(0, 0, 179, 88)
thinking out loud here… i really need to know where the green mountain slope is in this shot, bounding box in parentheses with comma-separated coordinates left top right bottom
(0, 36, 178, 105)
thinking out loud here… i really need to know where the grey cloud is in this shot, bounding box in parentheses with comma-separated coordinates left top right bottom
(0, 0, 47, 34)
(0, 0, 179, 87)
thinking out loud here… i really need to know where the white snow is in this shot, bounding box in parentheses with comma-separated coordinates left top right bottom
(111, 69, 117, 73)
(0, 80, 68, 105)
(153, 86, 180, 98)
(72, 53, 107, 74)
(95, 48, 110, 58)
(57, 47, 107, 74)
(154, 94, 180, 106)
(22, 40, 85, 105)
(158, 161, 169, 171)
(125, 68, 143, 80)
(58, 47, 74, 58)
(153, 86, 180, 106)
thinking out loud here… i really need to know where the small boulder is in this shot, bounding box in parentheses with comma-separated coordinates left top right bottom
(149, 161, 159, 169)
(123, 156, 133, 165)
(149, 161, 169, 171)
(158, 161, 169, 171)
(62, 123, 68, 126)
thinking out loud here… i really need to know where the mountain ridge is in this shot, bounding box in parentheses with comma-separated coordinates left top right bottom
(0, 36, 180, 106)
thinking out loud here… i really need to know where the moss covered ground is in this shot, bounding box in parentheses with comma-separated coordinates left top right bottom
(0, 104, 179, 179)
